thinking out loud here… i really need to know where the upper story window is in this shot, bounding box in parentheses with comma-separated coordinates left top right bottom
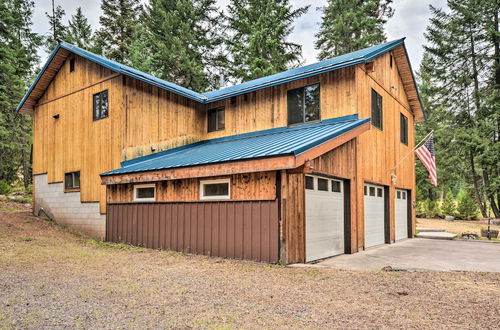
(389, 54, 393, 68)
(287, 84, 320, 125)
(133, 184, 156, 202)
(65, 171, 80, 190)
(200, 179, 230, 200)
(371, 89, 383, 130)
(400, 113, 408, 145)
(69, 58, 75, 72)
(93, 90, 109, 121)
(208, 106, 225, 132)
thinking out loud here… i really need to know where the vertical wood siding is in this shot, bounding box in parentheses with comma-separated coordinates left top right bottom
(106, 201, 279, 263)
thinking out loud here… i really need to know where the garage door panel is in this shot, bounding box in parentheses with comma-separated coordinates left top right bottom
(364, 184, 385, 248)
(395, 189, 408, 241)
(306, 176, 344, 262)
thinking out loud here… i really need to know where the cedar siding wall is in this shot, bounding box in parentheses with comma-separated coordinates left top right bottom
(107, 172, 277, 203)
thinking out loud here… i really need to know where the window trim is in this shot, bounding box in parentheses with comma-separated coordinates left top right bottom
(133, 183, 156, 202)
(64, 171, 81, 191)
(400, 113, 408, 145)
(371, 89, 383, 130)
(287, 83, 321, 126)
(207, 106, 225, 132)
(200, 178, 230, 200)
(93, 90, 109, 121)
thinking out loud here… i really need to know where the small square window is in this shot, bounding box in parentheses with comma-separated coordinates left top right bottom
(397, 191, 401, 199)
(208, 107, 225, 132)
(371, 89, 383, 130)
(93, 90, 109, 121)
(200, 179, 230, 200)
(287, 84, 320, 125)
(65, 171, 80, 190)
(369, 187, 375, 196)
(332, 180, 341, 193)
(377, 188, 383, 197)
(134, 184, 156, 202)
(69, 58, 75, 72)
(305, 176, 314, 190)
(318, 178, 328, 191)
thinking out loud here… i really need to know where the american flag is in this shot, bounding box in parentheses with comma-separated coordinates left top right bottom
(416, 134, 437, 186)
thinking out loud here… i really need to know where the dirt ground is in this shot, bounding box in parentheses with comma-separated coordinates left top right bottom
(1, 204, 499, 329)
(417, 218, 500, 241)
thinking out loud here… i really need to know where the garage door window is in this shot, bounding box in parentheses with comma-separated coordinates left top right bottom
(377, 188, 383, 197)
(369, 187, 375, 196)
(332, 180, 341, 193)
(305, 176, 314, 190)
(134, 184, 156, 202)
(200, 179, 230, 200)
(317, 178, 328, 191)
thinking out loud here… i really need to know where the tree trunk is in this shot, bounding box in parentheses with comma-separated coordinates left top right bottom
(483, 171, 500, 218)
(469, 150, 488, 217)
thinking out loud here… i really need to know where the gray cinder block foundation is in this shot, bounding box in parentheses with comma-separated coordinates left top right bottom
(34, 174, 105, 239)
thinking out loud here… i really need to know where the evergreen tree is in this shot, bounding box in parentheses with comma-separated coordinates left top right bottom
(140, 0, 224, 92)
(315, 0, 394, 59)
(0, 0, 40, 188)
(94, 0, 142, 64)
(225, 0, 308, 82)
(44, 4, 67, 53)
(420, 0, 499, 218)
(456, 192, 478, 220)
(441, 193, 457, 217)
(66, 7, 93, 50)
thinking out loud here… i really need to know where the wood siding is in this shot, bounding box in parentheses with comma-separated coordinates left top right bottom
(106, 201, 279, 263)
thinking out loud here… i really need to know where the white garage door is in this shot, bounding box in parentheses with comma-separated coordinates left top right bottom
(364, 184, 385, 248)
(395, 189, 409, 241)
(305, 175, 344, 262)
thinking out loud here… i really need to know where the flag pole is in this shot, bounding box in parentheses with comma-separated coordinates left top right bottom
(390, 130, 434, 171)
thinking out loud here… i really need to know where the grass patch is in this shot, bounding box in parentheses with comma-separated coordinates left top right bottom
(78, 238, 142, 251)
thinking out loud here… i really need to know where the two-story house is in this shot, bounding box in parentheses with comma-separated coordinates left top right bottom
(17, 38, 425, 264)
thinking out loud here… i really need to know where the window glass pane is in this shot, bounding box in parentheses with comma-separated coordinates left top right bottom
(400, 114, 408, 144)
(287, 87, 304, 125)
(369, 187, 375, 196)
(204, 183, 229, 197)
(73, 172, 80, 188)
(332, 180, 341, 192)
(317, 178, 328, 191)
(377, 188, 383, 197)
(217, 108, 225, 130)
(100, 90, 108, 118)
(137, 187, 155, 199)
(93, 93, 100, 120)
(70, 58, 75, 72)
(371, 89, 382, 129)
(65, 173, 73, 189)
(208, 109, 217, 132)
(304, 84, 320, 122)
(305, 176, 314, 190)
(402, 192, 406, 200)
(397, 191, 401, 199)
(364, 186, 367, 195)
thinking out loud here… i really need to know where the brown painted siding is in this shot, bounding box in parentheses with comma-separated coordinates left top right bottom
(106, 200, 279, 263)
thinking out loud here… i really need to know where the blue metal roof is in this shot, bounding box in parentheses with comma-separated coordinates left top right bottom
(17, 39, 409, 112)
(101, 114, 370, 176)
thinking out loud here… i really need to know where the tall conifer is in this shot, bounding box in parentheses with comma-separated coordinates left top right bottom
(66, 7, 93, 50)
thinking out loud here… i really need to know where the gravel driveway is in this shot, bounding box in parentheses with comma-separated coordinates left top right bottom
(0, 204, 499, 329)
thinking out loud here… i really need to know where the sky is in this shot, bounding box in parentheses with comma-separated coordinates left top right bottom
(32, 0, 448, 70)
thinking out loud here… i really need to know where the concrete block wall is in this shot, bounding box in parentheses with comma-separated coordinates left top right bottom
(34, 174, 105, 239)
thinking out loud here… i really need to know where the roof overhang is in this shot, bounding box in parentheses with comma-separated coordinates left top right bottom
(101, 122, 369, 185)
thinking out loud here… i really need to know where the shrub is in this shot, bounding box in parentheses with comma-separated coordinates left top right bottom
(0, 180, 12, 195)
(456, 193, 478, 220)
(441, 194, 456, 217)
(416, 199, 440, 218)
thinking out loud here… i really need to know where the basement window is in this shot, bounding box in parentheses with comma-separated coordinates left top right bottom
(133, 184, 156, 202)
(93, 90, 109, 121)
(64, 171, 80, 190)
(371, 89, 383, 130)
(200, 179, 230, 200)
(400, 113, 408, 145)
(287, 84, 320, 125)
(208, 107, 225, 132)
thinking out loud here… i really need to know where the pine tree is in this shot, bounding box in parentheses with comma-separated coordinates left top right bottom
(44, 4, 67, 53)
(0, 0, 40, 188)
(66, 7, 93, 50)
(314, 0, 394, 60)
(140, 0, 224, 92)
(457, 192, 478, 220)
(420, 0, 499, 218)
(94, 0, 142, 64)
(225, 0, 309, 82)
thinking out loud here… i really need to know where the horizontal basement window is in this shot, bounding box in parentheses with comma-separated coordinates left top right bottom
(133, 184, 156, 202)
(200, 179, 230, 200)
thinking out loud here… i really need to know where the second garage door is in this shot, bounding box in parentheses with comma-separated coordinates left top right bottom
(305, 175, 344, 262)
(364, 184, 385, 248)
(395, 189, 409, 241)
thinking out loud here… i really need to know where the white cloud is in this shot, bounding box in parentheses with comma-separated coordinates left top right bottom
(32, 0, 448, 70)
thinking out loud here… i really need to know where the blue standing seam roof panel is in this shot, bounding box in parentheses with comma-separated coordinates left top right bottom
(16, 38, 410, 112)
(101, 114, 370, 177)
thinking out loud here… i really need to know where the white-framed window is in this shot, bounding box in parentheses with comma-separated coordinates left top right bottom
(133, 183, 156, 202)
(200, 179, 230, 200)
